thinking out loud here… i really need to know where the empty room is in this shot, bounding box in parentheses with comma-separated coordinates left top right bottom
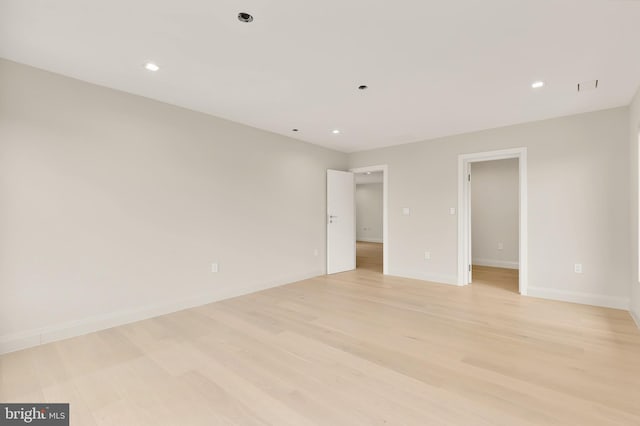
(470, 158, 520, 293)
(1, 1, 640, 425)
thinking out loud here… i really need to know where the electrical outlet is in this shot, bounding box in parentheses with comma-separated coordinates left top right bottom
(424, 251, 431, 260)
(211, 263, 219, 273)
(497, 242, 504, 250)
(449, 207, 456, 215)
(313, 249, 319, 257)
(402, 207, 410, 216)
(574, 263, 582, 274)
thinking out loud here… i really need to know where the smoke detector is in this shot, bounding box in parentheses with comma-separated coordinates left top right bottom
(578, 80, 598, 92)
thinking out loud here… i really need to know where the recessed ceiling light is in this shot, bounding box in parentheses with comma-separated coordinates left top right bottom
(332, 129, 340, 134)
(144, 62, 159, 72)
(238, 12, 254, 23)
(531, 81, 544, 89)
(366, 172, 371, 175)
(292, 128, 299, 132)
(358, 85, 368, 90)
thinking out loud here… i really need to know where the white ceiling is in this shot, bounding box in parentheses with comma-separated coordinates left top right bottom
(2, 0, 640, 153)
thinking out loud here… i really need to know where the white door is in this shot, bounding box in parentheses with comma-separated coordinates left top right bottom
(327, 170, 355, 274)
(467, 164, 473, 283)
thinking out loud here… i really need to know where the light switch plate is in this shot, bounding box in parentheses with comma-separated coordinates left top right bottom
(402, 207, 410, 216)
(449, 207, 456, 215)
(574, 263, 582, 274)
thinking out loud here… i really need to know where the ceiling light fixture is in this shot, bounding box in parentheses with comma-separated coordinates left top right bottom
(366, 172, 371, 175)
(358, 85, 368, 90)
(238, 12, 254, 23)
(144, 62, 159, 72)
(332, 129, 340, 134)
(531, 81, 544, 89)
(292, 128, 299, 132)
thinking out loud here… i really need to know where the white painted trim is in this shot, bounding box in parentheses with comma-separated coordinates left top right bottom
(458, 147, 528, 295)
(350, 165, 389, 275)
(472, 259, 519, 269)
(389, 270, 458, 286)
(357, 238, 384, 243)
(527, 287, 629, 310)
(631, 308, 640, 329)
(0, 270, 323, 355)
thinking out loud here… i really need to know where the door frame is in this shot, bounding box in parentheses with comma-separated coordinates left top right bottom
(457, 148, 528, 294)
(350, 165, 389, 275)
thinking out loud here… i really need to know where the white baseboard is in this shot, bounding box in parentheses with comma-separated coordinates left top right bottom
(0, 270, 323, 355)
(472, 258, 519, 269)
(389, 270, 459, 286)
(356, 238, 383, 243)
(527, 286, 630, 310)
(630, 308, 640, 329)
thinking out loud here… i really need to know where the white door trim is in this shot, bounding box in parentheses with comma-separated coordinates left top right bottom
(350, 165, 389, 275)
(457, 148, 528, 295)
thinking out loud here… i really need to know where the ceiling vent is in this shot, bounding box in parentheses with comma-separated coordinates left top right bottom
(577, 79, 598, 92)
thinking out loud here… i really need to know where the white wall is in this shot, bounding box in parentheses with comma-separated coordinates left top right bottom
(629, 87, 640, 326)
(471, 159, 519, 269)
(349, 107, 630, 309)
(356, 183, 383, 243)
(0, 59, 347, 353)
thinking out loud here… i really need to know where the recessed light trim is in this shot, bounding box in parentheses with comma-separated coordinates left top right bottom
(238, 12, 254, 23)
(531, 81, 544, 89)
(358, 85, 368, 90)
(332, 129, 340, 134)
(144, 62, 159, 72)
(292, 128, 299, 132)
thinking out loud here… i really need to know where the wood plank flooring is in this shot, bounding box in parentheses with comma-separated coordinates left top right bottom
(356, 241, 383, 273)
(1, 267, 640, 425)
(472, 264, 519, 293)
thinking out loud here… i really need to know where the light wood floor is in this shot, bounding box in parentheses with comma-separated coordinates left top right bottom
(472, 264, 519, 294)
(356, 241, 383, 273)
(2, 268, 640, 425)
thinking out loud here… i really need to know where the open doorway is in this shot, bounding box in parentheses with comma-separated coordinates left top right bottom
(469, 159, 519, 293)
(350, 165, 388, 275)
(355, 171, 384, 273)
(458, 148, 528, 294)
